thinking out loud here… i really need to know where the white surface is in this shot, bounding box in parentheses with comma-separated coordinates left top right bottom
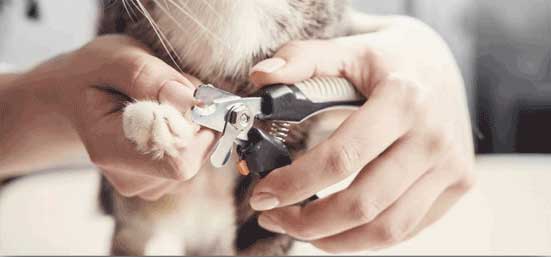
(0, 0, 98, 70)
(0, 170, 113, 255)
(1, 155, 551, 255)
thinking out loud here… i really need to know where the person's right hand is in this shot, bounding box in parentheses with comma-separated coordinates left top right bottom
(23, 35, 215, 200)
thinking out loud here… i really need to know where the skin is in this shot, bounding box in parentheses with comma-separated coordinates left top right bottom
(0, 35, 215, 200)
(0, 14, 475, 252)
(248, 14, 476, 253)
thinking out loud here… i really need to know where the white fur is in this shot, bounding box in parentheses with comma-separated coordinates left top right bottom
(122, 101, 198, 159)
(150, 0, 296, 80)
(145, 229, 184, 255)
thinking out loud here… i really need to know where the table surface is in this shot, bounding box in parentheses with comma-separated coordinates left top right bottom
(1, 155, 550, 255)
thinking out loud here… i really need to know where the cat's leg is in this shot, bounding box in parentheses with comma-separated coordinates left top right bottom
(99, 176, 151, 256)
(111, 213, 184, 256)
(236, 216, 294, 256)
(109, 192, 188, 256)
(108, 101, 190, 256)
(186, 235, 236, 256)
(110, 215, 154, 256)
(122, 100, 198, 160)
(234, 176, 295, 256)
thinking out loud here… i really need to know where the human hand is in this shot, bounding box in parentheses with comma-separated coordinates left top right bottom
(23, 35, 215, 200)
(248, 17, 476, 253)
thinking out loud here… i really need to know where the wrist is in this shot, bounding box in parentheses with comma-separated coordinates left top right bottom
(22, 57, 69, 113)
(0, 72, 21, 86)
(0, 73, 25, 135)
(0, 70, 84, 176)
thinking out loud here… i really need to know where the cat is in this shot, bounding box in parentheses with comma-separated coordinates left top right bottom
(98, 0, 351, 255)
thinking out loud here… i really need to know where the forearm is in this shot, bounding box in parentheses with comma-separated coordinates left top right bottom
(0, 72, 83, 180)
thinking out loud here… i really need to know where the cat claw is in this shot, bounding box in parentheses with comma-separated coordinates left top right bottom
(122, 101, 198, 159)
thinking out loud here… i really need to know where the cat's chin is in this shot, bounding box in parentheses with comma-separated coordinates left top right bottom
(145, 0, 293, 85)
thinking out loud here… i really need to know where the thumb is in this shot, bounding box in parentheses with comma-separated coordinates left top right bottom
(249, 40, 353, 87)
(158, 74, 204, 113)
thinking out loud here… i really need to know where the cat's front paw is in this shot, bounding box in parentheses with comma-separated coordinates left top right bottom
(122, 101, 198, 159)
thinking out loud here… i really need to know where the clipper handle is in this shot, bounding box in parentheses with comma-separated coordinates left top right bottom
(237, 129, 320, 202)
(258, 77, 365, 122)
(237, 128, 291, 178)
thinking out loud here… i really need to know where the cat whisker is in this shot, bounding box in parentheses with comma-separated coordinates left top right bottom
(161, 0, 171, 9)
(197, 0, 225, 24)
(162, 0, 231, 51)
(122, 0, 138, 22)
(102, 0, 120, 10)
(153, 0, 214, 52)
(130, 0, 184, 73)
(162, 0, 215, 49)
(152, 0, 208, 53)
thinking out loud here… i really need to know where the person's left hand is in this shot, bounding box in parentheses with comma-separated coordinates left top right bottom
(248, 16, 476, 253)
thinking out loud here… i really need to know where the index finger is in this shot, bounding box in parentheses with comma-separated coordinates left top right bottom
(250, 76, 420, 210)
(79, 35, 196, 104)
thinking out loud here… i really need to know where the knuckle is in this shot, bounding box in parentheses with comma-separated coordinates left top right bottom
(387, 75, 428, 116)
(446, 147, 477, 192)
(348, 196, 382, 223)
(425, 129, 453, 155)
(373, 222, 408, 245)
(323, 143, 359, 179)
(455, 171, 477, 192)
(270, 172, 304, 197)
(361, 47, 388, 71)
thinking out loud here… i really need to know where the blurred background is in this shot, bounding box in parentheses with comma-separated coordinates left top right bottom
(1, 0, 551, 255)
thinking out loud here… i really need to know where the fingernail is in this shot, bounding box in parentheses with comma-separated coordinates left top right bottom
(258, 215, 286, 234)
(250, 58, 286, 75)
(250, 192, 279, 211)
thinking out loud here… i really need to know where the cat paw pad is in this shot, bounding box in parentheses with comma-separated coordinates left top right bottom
(122, 101, 198, 159)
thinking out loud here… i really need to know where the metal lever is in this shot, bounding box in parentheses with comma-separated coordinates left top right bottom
(210, 103, 255, 167)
